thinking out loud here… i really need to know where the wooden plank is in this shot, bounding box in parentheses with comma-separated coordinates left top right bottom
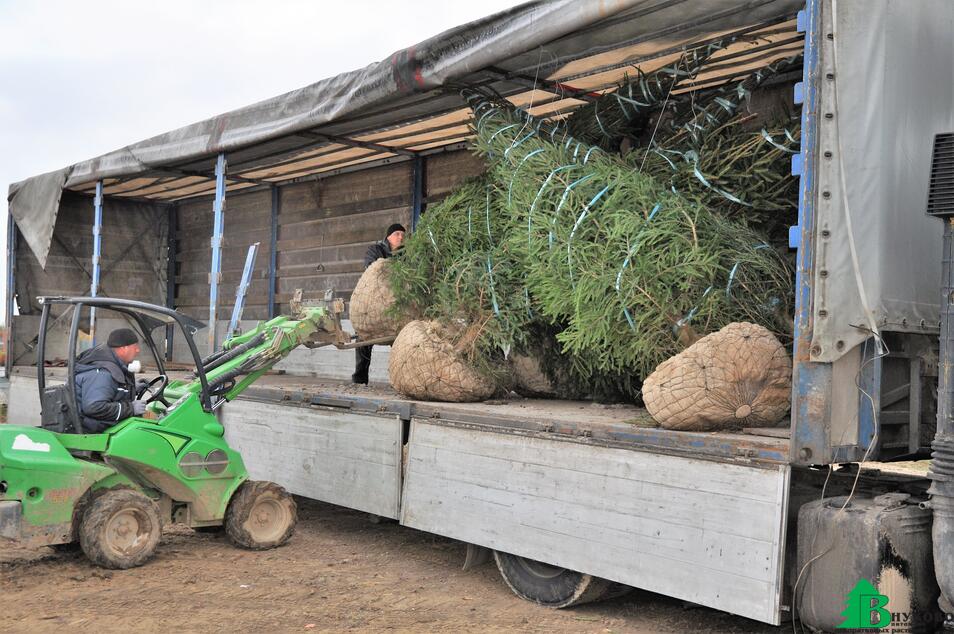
(401, 420, 789, 625)
(222, 400, 403, 518)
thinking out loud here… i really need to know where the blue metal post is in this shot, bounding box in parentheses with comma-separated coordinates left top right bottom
(208, 153, 227, 353)
(165, 205, 178, 361)
(789, 0, 831, 465)
(5, 213, 17, 377)
(227, 242, 259, 340)
(411, 155, 426, 229)
(268, 185, 279, 318)
(89, 180, 104, 345)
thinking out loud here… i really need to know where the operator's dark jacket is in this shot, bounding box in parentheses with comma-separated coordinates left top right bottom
(74, 345, 137, 433)
(364, 239, 393, 267)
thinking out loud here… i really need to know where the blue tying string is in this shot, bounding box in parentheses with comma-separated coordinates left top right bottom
(573, 142, 581, 161)
(614, 203, 662, 329)
(760, 128, 798, 153)
(582, 146, 600, 164)
(489, 123, 519, 144)
(485, 187, 494, 246)
(675, 286, 713, 329)
(529, 164, 577, 248)
(476, 107, 499, 132)
(486, 256, 500, 316)
(427, 228, 438, 250)
(509, 148, 546, 205)
(505, 132, 536, 159)
(594, 100, 609, 137)
(726, 262, 741, 296)
(467, 206, 472, 236)
(567, 184, 612, 281)
(550, 173, 597, 248)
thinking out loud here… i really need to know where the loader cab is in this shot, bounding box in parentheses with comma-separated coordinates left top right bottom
(35, 296, 211, 434)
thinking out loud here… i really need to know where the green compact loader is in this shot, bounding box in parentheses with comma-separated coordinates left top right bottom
(0, 294, 365, 569)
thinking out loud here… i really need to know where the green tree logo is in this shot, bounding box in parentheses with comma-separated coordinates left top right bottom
(837, 579, 891, 629)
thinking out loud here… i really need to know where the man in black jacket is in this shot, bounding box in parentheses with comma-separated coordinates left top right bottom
(74, 328, 148, 433)
(352, 223, 405, 385)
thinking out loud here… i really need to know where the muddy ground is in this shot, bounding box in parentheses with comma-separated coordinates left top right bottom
(1, 498, 785, 633)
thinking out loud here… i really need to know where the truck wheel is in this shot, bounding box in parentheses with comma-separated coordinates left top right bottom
(79, 489, 162, 569)
(493, 551, 612, 608)
(225, 481, 297, 550)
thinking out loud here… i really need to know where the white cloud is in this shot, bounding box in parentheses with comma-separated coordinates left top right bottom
(0, 0, 526, 322)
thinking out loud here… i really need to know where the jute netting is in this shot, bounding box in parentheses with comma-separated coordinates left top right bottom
(642, 322, 791, 431)
(350, 258, 411, 340)
(388, 320, 495, 402)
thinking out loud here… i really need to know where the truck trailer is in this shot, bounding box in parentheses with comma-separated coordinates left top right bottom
(4, 0, 954, 628)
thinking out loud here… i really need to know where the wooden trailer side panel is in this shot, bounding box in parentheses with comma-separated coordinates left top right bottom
(401, 419, 791, 625)
(222, 399, 403, 519)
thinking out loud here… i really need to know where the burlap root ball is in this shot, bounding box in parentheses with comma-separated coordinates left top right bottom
(511, 353, 556, 397)
(642, 322, 791, 431)
(350, 258, 410, 340)
(388, 320, 496, 402)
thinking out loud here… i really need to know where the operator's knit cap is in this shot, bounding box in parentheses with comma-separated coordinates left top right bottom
(107, 328, 139, 348)
(386, 223, 406, 238)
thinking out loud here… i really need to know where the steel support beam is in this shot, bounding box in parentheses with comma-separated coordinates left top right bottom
(165, 204, 178, 361)
(268, 185, 279, 318)
(411, 155, 426, 229)
(5, 214, 17, 377)
(89, 180, 104, 345)
(208, 153, 227, 353)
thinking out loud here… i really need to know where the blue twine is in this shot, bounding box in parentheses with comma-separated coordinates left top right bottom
(489, 123, 519, 144)
(582, 146, 600, 164)
(505, 132, 536, 159)
(614, 203, 662, 329)
(529, 164, 577, 248)
(550, 173, 597, 249)
(567, 184, 612, 281)
(726, 262, 741, 296)
(508, 148, 545, 205)
(760, 128, 798, 153)
(485, 256, 500, 316)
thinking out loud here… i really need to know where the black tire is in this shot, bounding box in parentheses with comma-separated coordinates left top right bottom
(79, 489, 162, 570)
(225, 481, 297, 550)
(493, 551, 612, 608)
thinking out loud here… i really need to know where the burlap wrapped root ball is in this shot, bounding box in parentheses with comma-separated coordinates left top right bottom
(350, 258, 411, 339)
(511, 353, 556, 397)
(642, 322, 791, 431)
(388, 320, 496, 402)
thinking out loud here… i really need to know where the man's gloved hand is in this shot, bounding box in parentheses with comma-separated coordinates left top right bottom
(132, 400, 148, 416)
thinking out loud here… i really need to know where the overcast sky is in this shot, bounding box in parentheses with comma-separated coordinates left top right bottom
(0, 0, 525, 323)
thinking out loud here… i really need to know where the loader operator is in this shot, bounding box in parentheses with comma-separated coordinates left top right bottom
(352, 223, 406, 385)
(74, 328, 148, 433)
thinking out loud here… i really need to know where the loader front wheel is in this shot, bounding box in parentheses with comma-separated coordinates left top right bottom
(225, 480, 296, 550)
(79, 489, 162, 569)
(493, 551, 612, 608)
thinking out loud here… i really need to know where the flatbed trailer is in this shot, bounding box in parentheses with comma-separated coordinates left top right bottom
(6, 0, 954, 627)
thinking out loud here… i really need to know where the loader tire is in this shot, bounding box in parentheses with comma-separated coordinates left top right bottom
(79, 489, 162, 569)
(225, 480, 296, 550)
(493, 551, 612, 608)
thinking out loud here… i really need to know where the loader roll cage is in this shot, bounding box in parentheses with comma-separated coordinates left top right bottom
(36, 297, 213, 427)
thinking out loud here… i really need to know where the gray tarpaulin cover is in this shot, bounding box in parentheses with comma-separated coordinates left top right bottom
(7, 0, 645, 268)
(810, 0, 954, 361)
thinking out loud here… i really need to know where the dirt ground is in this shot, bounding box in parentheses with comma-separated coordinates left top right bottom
(0, 498, 787, 634)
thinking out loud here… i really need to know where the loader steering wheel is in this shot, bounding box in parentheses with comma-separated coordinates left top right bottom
(137, 375, 169, 405)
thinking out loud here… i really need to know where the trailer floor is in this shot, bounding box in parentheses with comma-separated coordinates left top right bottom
(0, 497, 781, 634)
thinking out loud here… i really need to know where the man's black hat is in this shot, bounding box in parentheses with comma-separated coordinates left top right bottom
(386, 223, 406, 238)
(107, 328, 139, 348)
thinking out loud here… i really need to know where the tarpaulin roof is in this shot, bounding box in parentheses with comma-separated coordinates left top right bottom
(7, 0, 802, 268)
